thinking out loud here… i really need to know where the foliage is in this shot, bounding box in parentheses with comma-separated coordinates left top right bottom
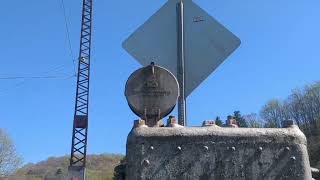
(224, 111, 250, 127)
(214, 81, 320, 168)
(6, 154, 124, 180)
(215, 116, 223, 127)
(260, 99, 285, 128)
(258, 81, 320, 168)
(259, 81, 320, 133)
(233, 111, 248, 127)
(0, 129, 22, 177)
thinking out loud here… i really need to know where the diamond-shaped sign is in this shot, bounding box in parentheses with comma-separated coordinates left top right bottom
(123, 0, 240, 97)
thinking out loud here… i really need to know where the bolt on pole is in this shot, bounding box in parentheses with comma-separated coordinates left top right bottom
(177, 1, 187, 126)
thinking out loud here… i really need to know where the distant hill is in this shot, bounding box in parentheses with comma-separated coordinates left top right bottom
(6, 154, 124, 180)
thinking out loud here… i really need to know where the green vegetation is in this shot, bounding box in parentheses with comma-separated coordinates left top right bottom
(220, 81, 320, 169)
(259, 81, 320, 169)
(5, 154, 124, 180)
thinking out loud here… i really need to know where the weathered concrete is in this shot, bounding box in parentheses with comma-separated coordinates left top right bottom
(126, 125, 312, 180)
(67, 166, 85, 180)
(311, 167, 320, 180)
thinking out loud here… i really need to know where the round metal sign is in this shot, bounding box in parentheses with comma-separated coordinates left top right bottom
(125, 64, 179, 121)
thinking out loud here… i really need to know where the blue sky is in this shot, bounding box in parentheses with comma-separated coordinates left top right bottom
(1, 0, 320, 164)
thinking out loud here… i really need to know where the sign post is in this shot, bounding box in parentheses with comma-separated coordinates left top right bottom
(177, 1, 186, 126)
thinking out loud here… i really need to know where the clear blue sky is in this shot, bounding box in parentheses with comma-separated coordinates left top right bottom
(1, 0, 319, 164)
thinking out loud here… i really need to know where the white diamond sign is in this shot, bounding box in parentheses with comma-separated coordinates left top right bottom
(123, 0, 241, 97)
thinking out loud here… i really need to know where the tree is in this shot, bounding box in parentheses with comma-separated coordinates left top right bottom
(270, 81, 320, 135)
(225, 115, 233, 127)
(254, 81, 320, 169)
(243, 113, 263, 128)
(0, 129, 22, 177)
(291, 82, 320, 135)
(233, 111, 248, 127)
(260, 99, 285, 128)
(215, 116, 223, 127)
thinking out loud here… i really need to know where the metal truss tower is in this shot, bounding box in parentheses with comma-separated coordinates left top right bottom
(68, 0, 93, 179)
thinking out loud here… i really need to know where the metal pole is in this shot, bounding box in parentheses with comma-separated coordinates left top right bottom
(177, 1, 186, 126)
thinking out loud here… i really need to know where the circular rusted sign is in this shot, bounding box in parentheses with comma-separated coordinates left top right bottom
(125, 64, 179, 120)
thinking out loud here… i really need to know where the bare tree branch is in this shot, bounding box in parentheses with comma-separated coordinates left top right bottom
(0, 129, 22, 178)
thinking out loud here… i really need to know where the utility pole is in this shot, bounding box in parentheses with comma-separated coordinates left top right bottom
(68, 0, 93, 179)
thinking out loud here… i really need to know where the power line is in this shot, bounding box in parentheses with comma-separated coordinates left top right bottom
(40, 64, 68, 75)
(0, 75, 75, 80)
(59, 0, 77, 76)
(0, 75, 75, 96)
(0, 60, 77, 81)
(0, 80, 26, 96)
(0, 0, 79, 94)
(39, 57, 78, 75)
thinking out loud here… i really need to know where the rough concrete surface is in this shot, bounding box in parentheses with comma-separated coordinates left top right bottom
(126, 125, 312, 180)
(67, 166, 85, 180)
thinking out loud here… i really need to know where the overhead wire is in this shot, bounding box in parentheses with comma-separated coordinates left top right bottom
(59, 0, 77, 76)
(38, 57, 78, 76)
(0, 74, 75, 96)
(0, 80, 27, 96)
(0, 75, 75, 80)
(0, 61, 77, 81)
(0, 0, 79, 96)
(0, 0, 77, 82)
(39, 63, 70, 75)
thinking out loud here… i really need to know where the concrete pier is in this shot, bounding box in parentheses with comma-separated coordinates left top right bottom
(126, 122, 312, 180)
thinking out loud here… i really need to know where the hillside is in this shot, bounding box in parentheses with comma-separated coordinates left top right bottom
(6, 154, 124, 180)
